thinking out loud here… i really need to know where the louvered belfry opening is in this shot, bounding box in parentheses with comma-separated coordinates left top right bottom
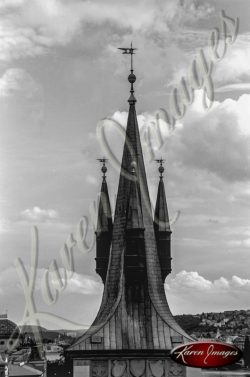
(67, 45, 193, 377)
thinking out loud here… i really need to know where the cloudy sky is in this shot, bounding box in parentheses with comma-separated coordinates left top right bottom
(0, 0, 250, 330)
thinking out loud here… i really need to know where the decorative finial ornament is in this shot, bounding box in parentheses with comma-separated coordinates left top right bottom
(97, 158, 108, 181)
(155, 158, 165, 179)
(118, 42, 137, 104)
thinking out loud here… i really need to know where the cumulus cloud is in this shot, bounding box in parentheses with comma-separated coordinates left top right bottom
(0, 68, 44, 125)
(19, 206, 58, 222)
(60, 271, 102, 295)
(168, 270, 250, 295)
(34, 268, 102, 295)
(0, 0, 215, 62)
(213, 34, 250, 87)
(0, 68, 39, 97)
(99, 90, 250, 183)
(165, 270, 250, 292)
(0, 265, 101, 297)
(165, 271, 250, 314)
(167, 91, 250, 182)
(0, 0, 84, 61)
(166, 270, 212, 291)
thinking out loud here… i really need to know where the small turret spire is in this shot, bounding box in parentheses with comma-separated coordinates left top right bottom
(118, 42, 137, 104)
(154, 158, 172, 281)
(154, 158, 170, 232)
(95, 158, 113, 283)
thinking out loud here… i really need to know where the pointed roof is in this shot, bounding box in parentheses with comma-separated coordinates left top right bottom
(68, 48, 193, 353)
(96, 177, 112, 234)
(154, 178, 171, 233)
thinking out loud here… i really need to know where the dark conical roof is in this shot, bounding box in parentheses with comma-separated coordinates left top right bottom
(96, 178, 112, 234)
(154, 178, 171, 233)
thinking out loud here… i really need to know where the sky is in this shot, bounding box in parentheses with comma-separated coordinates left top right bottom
(0, 0, 250, 329)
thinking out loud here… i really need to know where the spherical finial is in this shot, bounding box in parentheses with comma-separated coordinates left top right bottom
(159, 165, 164, 175)
(128, 73, 136, 84)
(101, 165, 107, 175)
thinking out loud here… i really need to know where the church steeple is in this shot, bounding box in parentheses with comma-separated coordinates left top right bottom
(68, 44, 192, 358)
(95, 158, 113, 283)
(154, 159, 172, 281)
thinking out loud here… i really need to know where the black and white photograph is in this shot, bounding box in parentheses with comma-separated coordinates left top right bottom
(0, 0, 249, 376)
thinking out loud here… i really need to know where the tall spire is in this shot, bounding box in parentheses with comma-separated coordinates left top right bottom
(154, 159, 172, 281)
(154, 158, 171, 232)
(95, 158, 113, 283)
(68, 45, 192, 355)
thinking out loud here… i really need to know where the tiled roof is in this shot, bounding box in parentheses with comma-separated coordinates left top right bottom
(0, 317, 19, 339)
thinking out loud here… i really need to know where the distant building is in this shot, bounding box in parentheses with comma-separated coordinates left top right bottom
(0, 314, 20, 377)
(224, 311, 236, 316)
(0, 314, 20, 353)
(234, 336, 245, 351)
(0, 314, 47, 376)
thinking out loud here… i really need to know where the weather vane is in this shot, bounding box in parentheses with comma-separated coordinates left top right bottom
(118, 42, 138, 104)
(118, 42, 137, 72)
(155, 158, 165, 179)
(97, 158, 108, 180)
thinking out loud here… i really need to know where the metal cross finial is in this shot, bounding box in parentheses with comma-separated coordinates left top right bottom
(155, 158, 165, 179)
(118, 42, 138, 104)
(97, 158, 108, 180)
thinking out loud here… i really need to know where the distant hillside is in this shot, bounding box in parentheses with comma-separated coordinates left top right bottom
(19, 325, 85, 343)
(174, 315, 201, 333)
(174, 309, 250, 338)
(20, 325, 48, 334)
(18, 308, 250, 341)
